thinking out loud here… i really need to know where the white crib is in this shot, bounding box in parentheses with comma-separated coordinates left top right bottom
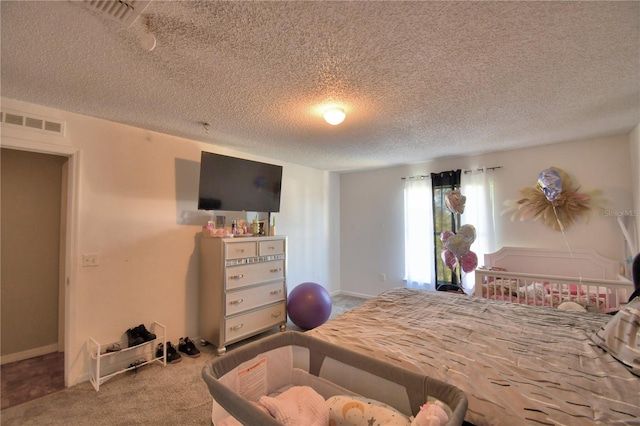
(474, 247, 633, 313)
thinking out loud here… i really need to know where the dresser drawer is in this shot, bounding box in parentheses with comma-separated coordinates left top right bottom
(225, 260, 285, 290)
(259, 239, 285, 256)
(225, 302, 286, 342)
(225, 241, 257, 260)
(225, 281, 286, 316)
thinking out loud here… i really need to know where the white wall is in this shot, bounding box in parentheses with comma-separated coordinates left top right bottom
(0, 97, 339, 386)
(277, 162, 341, 294)
(340, 134, 635, 297)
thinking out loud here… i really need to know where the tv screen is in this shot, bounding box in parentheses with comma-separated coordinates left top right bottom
(197, 152, 283, 213)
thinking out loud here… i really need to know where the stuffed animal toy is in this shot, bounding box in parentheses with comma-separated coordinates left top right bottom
(410, 401, 449, 426)
(557, 301, 587, 312)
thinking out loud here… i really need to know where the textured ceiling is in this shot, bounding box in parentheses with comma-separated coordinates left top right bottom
(1, 1, 639, 172)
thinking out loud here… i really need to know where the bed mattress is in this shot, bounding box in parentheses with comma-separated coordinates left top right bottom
(308, 288, 640, 426)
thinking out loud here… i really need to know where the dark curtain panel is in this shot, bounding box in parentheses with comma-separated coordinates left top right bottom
(431, 170, 462, 290)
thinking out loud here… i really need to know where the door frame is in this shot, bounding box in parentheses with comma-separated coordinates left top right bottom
(1, 136, 79, 387)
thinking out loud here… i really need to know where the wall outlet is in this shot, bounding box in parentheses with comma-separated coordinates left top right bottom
(379, 273, 386, 282)
(82, 254, 99, 267)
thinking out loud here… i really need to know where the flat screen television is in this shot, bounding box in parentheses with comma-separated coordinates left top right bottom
(197, 152, 283, 213)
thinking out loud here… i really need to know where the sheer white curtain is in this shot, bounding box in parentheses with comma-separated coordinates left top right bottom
(460, 169, 498, 293)
(404, 177, 435, 290)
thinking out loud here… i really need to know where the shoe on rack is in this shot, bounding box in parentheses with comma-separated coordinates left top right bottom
(106, 343, 121, 353)
(165, 341, 182, 364)
(133, 324, 156, 342)
(178, 337, 201, 358)
(155, 343, 165, 359)
(128, 359, 146, 369)
(128, 359, 146, 376)
(126, 328, 145, 347)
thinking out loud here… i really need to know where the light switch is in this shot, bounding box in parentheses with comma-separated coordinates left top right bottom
(82, 254, 99, 267)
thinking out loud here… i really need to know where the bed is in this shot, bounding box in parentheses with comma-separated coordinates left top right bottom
(474, 247, 633, 313)
(308, 288, 640, 425)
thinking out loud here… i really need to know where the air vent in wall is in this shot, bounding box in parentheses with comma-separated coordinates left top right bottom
(80, 0, 152, 28)
(1, 111, 65, 136)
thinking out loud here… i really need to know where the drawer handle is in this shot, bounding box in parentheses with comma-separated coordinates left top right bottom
(271, 312, 282, 318)
(270, 289, 282, 295)
(229, 274, 244, 280)
(230, 298, 244, 305)
(270, 268, 282, 273)
(237, 249, 245, 253)
(230, 324, 244, 331)
(267, 246, 275, 250)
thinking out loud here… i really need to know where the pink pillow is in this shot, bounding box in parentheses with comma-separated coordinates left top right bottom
(569, 284, 584, 296)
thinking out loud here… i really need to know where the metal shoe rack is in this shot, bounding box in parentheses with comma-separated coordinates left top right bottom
(88, 321, 166, 391)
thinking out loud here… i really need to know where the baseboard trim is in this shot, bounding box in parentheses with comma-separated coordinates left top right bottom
(1, 343, 60, 365)
(331, 290, 372, 299)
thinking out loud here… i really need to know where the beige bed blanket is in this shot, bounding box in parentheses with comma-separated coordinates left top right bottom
(309, 288, 639, 426)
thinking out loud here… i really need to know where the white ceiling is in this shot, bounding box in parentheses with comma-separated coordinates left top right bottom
(1, 1, 639, 172)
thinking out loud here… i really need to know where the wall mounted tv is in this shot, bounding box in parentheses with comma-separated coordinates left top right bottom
(197, 152, 283, 213)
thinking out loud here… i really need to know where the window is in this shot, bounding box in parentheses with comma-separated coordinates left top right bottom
(431, 170, 461, 289)
(404, 168, 498, 293)
(403, 177, 434, 289)
(460, 169, 497, 293)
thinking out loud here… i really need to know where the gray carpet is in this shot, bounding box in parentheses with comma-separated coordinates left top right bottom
(0, 294, 367, 425)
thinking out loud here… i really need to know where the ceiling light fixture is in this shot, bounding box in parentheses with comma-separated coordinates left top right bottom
(324, 108, 346, 125)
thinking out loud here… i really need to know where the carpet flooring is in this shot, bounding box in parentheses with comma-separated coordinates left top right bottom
(0, 294, 367, 425)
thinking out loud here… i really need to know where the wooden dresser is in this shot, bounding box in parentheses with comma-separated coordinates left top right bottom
(199, 235, 287, 354)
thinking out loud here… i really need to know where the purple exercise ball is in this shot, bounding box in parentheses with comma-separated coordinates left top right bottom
(287, 282, 332, 330)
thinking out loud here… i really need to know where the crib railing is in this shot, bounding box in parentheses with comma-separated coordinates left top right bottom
(474, 269, 633, 313)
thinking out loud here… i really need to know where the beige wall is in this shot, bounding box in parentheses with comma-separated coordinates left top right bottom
(1, 148, 67, 356)
(0, 97, 340, 386)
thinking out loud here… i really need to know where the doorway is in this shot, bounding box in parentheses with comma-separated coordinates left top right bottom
(1, 147, 69, 406)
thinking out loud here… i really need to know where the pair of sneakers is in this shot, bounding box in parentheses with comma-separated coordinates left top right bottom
(155, 338, 200, 364)
(156, 342, 182, 364)
(126, 324, 156, 347)
(178, 337, 200, 358)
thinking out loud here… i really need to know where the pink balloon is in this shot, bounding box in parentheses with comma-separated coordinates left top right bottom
(441, 248, 458, 271)
(440, 230, 454, 242)
(460, 251, 478, 273)
(445, 190, 466, 214)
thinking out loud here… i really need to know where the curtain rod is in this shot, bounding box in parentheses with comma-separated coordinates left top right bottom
(401, 175, 430, 180)
(463, 166, 502, 174)
(401, 166, 502, 180)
